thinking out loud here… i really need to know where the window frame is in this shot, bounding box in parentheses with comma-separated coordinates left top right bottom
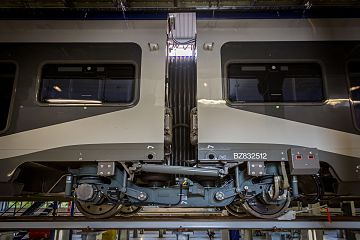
(36, 60, 140, 107)
(0, 60, 18, 134)
(223, 59, 328, 106)
(346, 59, 360, 132)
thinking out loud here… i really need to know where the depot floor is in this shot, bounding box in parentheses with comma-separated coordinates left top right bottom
(112, 230, 359, 240)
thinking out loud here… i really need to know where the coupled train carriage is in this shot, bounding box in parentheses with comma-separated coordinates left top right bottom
(0, 17, 360, 219)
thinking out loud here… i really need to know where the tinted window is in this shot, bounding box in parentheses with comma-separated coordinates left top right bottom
(0, 63, 16, 131)
(349, 62, 360, 101)
(39, 64, 136, 104)
(348, 61, 360, 129)
(227, 63, 324, 103)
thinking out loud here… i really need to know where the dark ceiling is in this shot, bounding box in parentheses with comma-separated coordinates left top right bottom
(0, 1, 359, 19)
(0, 0, 359, 10)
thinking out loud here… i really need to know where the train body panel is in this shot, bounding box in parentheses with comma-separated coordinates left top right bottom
(197, 19, 360, 183)
(0, 21, 166, 182)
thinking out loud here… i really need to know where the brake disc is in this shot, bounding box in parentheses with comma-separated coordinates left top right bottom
(118, 205, 142, 217)
(225, 199, 248, 217)
(241, 192, 291, 219)
(75, 200, 122, 219)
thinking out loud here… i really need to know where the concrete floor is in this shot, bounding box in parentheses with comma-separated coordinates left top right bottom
(56, 229, 360, 240)
(128, 230, 222, 239)
(125, 230, 360, 240)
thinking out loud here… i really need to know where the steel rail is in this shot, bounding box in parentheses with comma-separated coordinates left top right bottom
(0, 216, 359, 230)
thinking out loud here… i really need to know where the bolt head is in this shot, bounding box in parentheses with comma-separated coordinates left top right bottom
(215, 191, 225, 201)
(138, 192, 147, 201)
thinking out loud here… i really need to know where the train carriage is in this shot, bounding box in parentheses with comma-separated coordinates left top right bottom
(0, 17, 360, 218)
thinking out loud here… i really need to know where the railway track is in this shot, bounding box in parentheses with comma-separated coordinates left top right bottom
(0, 215, 359, 230)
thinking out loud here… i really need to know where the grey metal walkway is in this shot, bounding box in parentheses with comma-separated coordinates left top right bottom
(0, 216, 359, 230)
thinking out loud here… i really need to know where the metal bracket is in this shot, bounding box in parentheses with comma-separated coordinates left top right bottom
(119, 162, 134, 181)
(122, 187, 148, 202)
(288, 148, 320, 175)
(214, 187, 237, 202)
(97, 162, 115, 177)
(128, 163, 141, 173)
(280, 161, 290, 189)
(188, 182, 205, 197)
(247, 161, 265, 176)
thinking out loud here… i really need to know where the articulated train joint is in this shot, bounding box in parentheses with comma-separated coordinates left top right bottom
(67, 149, 322, 219)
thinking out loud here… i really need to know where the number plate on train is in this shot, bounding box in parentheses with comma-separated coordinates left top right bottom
(233, 152, 268, 160)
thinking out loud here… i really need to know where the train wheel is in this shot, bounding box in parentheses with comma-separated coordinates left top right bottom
(118, 205, 142, 217)
(225, 199, 248, 217)
(75, 200, 122, 219)
(241, 193, 291, 219)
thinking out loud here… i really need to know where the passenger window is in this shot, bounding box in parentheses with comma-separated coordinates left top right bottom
(348, 61, 360, 129)
(0, 63, 16, 131)
(39, 64, 136, 104)
(227, 63, 324, 103)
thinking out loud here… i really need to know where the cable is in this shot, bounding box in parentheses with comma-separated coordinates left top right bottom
(299, 175, 322, 204)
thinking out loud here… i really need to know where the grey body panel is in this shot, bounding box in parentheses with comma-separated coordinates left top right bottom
(0, 43, 141, 135)
(0, 143, 164, 182)
(198, 143, 360, 182)
(0, 21, 167, 187)
(214, 42, 360, 182)
(0, 43, 165, 182)
(197, 20, 360, 185)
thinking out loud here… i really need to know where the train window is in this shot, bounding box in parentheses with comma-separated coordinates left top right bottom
(227, 63, 324, 103)
(39, 64, 136, 104)
(348, 61, 360, 128)
(0, 63, 16, 131)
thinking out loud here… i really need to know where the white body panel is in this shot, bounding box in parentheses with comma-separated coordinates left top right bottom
(0, 20, 166, 159)
(197, 19, 360, 158)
